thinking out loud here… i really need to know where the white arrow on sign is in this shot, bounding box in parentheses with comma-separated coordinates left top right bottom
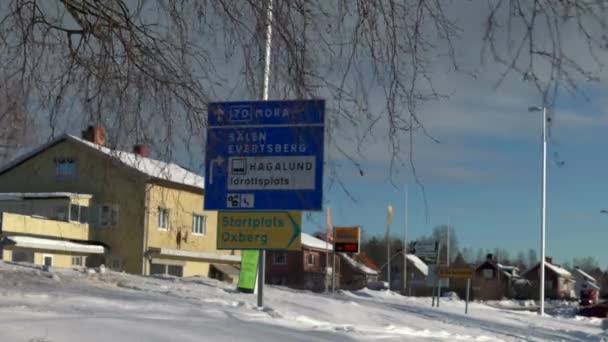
(209, 156, 225, 185)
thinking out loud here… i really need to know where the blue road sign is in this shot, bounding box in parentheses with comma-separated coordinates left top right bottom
(205, 100, 324, 211)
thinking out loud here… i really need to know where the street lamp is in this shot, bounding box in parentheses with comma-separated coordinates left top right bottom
(529, 105, 548, 316)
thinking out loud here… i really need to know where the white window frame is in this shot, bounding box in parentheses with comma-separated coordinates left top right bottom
(307, 253, 315, 266)
(71, 256, 85, 267)
(192, 214, 206, 235)
(158, 207, 169, 230)
(273, 252, 287, 265)
(42, 254, 53, 267)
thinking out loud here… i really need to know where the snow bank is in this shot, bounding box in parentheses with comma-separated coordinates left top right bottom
(0, 261, 603, 342)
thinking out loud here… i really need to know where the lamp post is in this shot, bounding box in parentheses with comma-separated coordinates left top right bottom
(387, 203, 393, 291)
(529, 105, 548, 316)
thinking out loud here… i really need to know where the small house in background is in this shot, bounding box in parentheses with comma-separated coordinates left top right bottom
(339, 252, 379, 290)
(522, 257, 575, 300)
(474, 254, 520, 300)
(574, 267, 600, 304)
(380, 251, 429, 295)
(265, 233, 339, 292)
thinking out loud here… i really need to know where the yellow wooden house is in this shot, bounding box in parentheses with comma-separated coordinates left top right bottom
(0, 126, 240, 279)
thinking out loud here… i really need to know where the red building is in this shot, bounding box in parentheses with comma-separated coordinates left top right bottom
(265, 233, 339, 292)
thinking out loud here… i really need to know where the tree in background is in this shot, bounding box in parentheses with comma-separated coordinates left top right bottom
(528, 249, 539, 268)
(0, 79, 35, 163)
(515, 251, 527, 272)
(0, 1, 605, 181)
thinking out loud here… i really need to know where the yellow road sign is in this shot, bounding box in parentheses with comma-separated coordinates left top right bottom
(217, 211, 301, 250)
(438, 266, 474, 279)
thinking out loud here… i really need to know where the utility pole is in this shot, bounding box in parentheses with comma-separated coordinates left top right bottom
(257, 0, 274, 308)
(529, 106, 548, 316)
(387, 203, 393, 291)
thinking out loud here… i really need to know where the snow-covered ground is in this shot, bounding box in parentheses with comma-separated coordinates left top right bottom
(0, 262, 605, 341)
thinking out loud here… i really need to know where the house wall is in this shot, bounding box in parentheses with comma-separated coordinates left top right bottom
(265, 248, 338, 291)
(340, 256, 371, 291)
(1, 212, 90, 241)
(144, 183, 238, 277)
(523, 265, 574, 299)
(0, 139, 148, 274)
(266, 250, 304, 286)
(2, 247, 91, 269)
(387, 255, 429, 295)
(474, 263, 509, 300)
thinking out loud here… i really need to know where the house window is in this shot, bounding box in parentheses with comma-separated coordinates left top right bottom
(273, 252, 287, 265)
(70, 204, 80, 222)
(100, 205, 110, 227)
(167, 265, 183, 277)
(150, 263, 166, 275)
(307, 253, 315, 266)
(158, 208, 169, 230)
(43, 254, 53, 267)
(12, 250, 34, 263)
(150, 263, 183, 277)
(72, 256, 84, 267)
(483, 269, 494, 279)
(99, 205, 119, 227)
(192, 214, 206, 235)
(111, 205, 119, 226)
(107, 257, 121, 270)
(54, 157, 77, 178)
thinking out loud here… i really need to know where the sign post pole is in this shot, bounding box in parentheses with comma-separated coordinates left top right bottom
(436, 243, 441, 308)
(465, 278, 471, 314)
(332, 228, 336, 293)
(257, 0, 274, 308)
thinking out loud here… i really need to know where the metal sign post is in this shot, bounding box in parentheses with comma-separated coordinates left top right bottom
(438, 265, 474, 314)
(205, 0, 325, 309)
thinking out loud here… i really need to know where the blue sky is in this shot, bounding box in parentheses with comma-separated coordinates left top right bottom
(303, 79, 608, 267)
(295, 2, 608, 268)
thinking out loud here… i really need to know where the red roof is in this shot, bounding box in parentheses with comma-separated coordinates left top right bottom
(354, 253, 381, 272)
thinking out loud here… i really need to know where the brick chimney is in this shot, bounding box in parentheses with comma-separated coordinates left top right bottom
(132, 144, 151, 158)
(486, 253, 494, 262)
(545, 256, 553, 264)
(81, 125, 106, 146)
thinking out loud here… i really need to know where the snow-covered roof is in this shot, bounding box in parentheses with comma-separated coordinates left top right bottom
(150, 248, 241, 263)
(497, 263, 518, 271)
(0, 135, 204, 190)
(406, 254, 429, 277)
(0, 192, 93, 201)
(341, 254, 378, 275)
(301, 233, 333, 251)
(546, 262, 572, 278)
(3, 235, 105, 254)
(72, 136, 204, 189)
(575, 268, 597, 282)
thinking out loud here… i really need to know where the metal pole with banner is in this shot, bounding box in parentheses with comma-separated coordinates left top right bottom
(332, 228, 336, 293)
(326, 207, 332, 293)
(238, 250, 260, 293)
(466, 278, 471, 314)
